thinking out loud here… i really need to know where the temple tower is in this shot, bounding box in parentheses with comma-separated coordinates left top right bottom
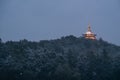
(83, 24, 96, 40)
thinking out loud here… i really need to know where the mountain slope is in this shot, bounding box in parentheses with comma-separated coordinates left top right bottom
(0, 35, 120, 80)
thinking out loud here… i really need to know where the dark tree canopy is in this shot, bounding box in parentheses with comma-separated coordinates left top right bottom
(0, 35, 120, 80)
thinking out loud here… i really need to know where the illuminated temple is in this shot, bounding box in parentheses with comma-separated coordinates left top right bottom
(83, 24, 96, 40)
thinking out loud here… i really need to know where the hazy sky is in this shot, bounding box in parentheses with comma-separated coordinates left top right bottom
(0, 0, 120, 45)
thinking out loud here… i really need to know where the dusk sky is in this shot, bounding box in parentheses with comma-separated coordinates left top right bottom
(0, 0, 120, 45)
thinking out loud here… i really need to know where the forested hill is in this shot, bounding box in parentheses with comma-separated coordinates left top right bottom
(0, 35, 120, 80)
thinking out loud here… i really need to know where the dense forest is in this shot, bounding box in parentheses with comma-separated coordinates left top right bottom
(0, 35, 120, 80)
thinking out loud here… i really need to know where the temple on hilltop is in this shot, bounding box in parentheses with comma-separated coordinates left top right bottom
(83, 24, 96, 40)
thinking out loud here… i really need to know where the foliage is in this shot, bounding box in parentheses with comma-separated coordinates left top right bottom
(0, 36, 120, 80)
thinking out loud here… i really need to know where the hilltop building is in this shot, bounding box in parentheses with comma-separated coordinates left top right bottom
(83, 24, 96, 40)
